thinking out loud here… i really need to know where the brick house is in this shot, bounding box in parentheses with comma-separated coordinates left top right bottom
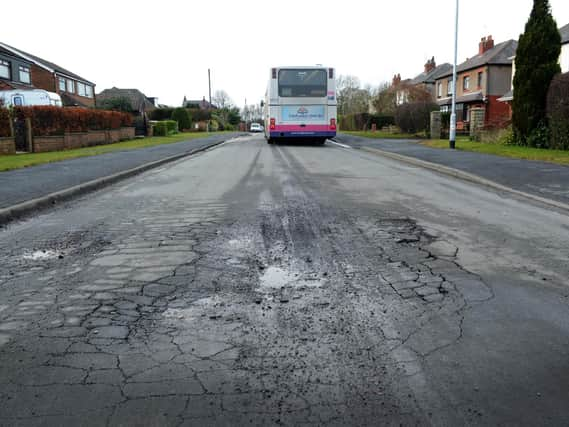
(0, 42, 95, 107)
(97, 87, 156, 114)
(395, 58, 452, 104)
(435, 36, 517, 129)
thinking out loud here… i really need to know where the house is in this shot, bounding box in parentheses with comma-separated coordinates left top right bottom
(0, 46, 34, 92)
(0, 42, 95, 107)
(558, 23, 569, 72)
(395, 58, 453, 104)
(498, 23, 569, 111)
(182, 96, 216, 110)
(435, 36, 517, 128)
(96, 87, 156, 114)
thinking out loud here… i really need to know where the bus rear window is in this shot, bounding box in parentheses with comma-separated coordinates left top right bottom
(278, 69, 327, 97)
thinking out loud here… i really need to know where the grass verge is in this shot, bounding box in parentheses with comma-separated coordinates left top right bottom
(0, 132, 230, 172)
(342, 131, 423, 139)
(423, 138, 569, 165)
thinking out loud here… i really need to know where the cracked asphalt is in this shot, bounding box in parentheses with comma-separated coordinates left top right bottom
(1, 134, 568, 426)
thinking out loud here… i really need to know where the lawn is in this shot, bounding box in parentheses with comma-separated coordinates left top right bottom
(0, 132, 231, 172)
(423, 138, 569, 165)
(342, 131, 423, 139)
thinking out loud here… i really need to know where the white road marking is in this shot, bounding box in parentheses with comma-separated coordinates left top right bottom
(329, 141, 352, 149)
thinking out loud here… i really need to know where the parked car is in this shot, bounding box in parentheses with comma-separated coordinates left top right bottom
(250, 123, 263, 132)
(0, 89, 62, 107)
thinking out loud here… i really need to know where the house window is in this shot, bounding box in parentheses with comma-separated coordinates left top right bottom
(58, 77, 66, 92)
(447, 78, 453, 95)
(0, 60, 10, 79)
(66, 79, 75, 93)
(85, 85, 93, 98)
(19, 65, 31, 84)
(477, 72, 483, 88)
(437, 82, 442, 98)
(440, 105, 449, 113)
(77, 82, 86, 96)
(463, 76, 470, 91)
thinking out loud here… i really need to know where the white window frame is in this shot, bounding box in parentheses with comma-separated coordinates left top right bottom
(58, 76, 66, 92)
(447, 78, 453, 95)
(85, 85, 93, 98)
(0, 59, 10, 79)
(77, 82, 86, 96)
(463, 76, 470, 91)
(19, 65, 31, 84)
(66, 79, 75, 93)
(437, 82, 442, 98)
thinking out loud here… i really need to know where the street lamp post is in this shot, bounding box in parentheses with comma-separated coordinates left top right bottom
(450, 0, 459, 149)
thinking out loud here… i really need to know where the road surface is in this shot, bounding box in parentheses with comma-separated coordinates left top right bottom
(1, 134, 568, 426)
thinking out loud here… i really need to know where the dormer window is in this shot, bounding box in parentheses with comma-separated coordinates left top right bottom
(19, 65, 30, 84)
(0, 60, 10, 79)
(58, 77, 66, 92)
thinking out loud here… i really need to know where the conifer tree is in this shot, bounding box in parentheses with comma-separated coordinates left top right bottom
(513, 0, 561, 146)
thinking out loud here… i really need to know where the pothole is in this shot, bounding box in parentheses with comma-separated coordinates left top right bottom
(22, 250, 60, 261)
(259, 266, 324, 291)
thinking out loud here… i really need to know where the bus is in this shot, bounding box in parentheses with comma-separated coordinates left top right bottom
(263, 66, 337, 145)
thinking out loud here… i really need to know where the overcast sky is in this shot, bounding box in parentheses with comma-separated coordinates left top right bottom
(3, 0, 568, 107)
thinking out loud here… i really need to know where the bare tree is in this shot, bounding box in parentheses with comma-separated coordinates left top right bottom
(336, 75, 373, 115)
(212, 90, 233, 109)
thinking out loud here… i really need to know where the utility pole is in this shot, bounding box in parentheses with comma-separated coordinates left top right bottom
(449, 0, 459, 149)
(208, 69, 212, 106)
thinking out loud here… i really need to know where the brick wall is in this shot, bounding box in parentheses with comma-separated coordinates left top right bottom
(33, 136, 64, 152)
(62, 91, 96, 108)
(0, 137, 16, 154)
(486, 96, 512, 127)
(30, 65, 56, 92)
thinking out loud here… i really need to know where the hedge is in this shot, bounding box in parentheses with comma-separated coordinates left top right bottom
(150, 108, 175, 121)
(546, 72, 569, 150)
(12, 106, 132, 136)
(339, 113, 394, 131)
(153, 120, 178, 136)
(0, 108, 11, 137)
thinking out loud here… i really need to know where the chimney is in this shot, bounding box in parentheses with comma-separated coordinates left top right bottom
(479, 35, 495, 55)
(392, 74, 402, 86)
(424, 56, 436, 74)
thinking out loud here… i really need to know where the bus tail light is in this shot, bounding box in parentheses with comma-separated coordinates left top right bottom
(329, 118, 336, 130)
(270, 118, 276, 130)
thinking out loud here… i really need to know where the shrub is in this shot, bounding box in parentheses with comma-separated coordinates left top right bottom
(153, 120, 178, 136)
(150, 108, 175, 121)
(547, 72, 569, 150)
(0, 108, 11, 137)
(171, 108, 192, 131)
(97, 97, 134, 113)
(188, 108, 211, 122)
(395, 102, 438, 134)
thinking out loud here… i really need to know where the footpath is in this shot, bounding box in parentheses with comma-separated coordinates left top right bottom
(0, 133, 242, 223)
(336, 133, 569, 209)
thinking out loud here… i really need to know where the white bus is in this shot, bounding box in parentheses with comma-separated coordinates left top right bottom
(263, 66, 337, 144)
